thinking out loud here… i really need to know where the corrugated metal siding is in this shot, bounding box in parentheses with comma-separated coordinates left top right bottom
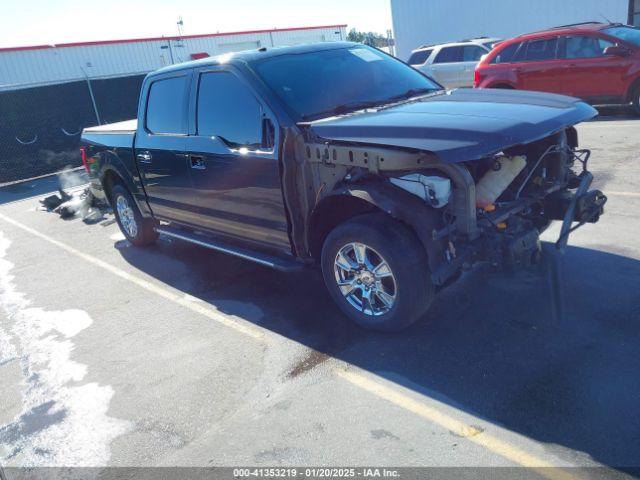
(0, 26, 346, 91)
(391, 0, 630, 60)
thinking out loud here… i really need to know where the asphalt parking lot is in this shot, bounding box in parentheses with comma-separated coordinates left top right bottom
(0, 114, 639, 478)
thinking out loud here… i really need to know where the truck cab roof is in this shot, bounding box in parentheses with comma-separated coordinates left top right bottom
(149, 41, 359, 78)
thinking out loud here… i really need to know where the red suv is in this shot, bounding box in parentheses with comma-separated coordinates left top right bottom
(474, 23, 640, 114)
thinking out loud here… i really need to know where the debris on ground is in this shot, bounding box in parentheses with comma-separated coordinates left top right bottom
(58, 192, 89, 219)
(39, 173, 111, 223)
(40, 189, 71, 210)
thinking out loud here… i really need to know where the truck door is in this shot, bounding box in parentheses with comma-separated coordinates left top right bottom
(135, 72, 197, 225)
(183, 68, 290, 253)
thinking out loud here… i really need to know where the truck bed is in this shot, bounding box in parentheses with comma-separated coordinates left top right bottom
(83, 119, 137, 134)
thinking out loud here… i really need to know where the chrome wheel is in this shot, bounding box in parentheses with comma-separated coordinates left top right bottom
(116, 195, 138, 238)
(333, 242, 397, 316)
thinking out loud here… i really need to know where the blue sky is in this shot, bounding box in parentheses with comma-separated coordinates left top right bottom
(1, 0, 392, 48)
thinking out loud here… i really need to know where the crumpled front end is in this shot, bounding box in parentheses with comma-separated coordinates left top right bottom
(426, 128, 607, 285)
(300, 97, 606, 286)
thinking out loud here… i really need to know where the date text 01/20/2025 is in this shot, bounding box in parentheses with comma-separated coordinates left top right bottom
(233, 467, 400, 477)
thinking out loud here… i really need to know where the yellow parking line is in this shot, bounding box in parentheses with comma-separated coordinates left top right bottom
(0, 212, 264, 340)
(337, 368, 583, 480)
(0, 211, 595, 478)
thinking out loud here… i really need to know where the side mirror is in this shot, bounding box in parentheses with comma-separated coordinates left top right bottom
(604, 45, 630, 57)
(261, 118, 275, 150)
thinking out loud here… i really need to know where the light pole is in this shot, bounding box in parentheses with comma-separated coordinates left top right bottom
(80, 65, 101, 125)
(177, 17, 184, 36)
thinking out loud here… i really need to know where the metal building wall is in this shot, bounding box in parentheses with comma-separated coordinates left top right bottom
(0, 25, 346, 92)
(391, 0, 630, 60)
(0, 25, 346, 183)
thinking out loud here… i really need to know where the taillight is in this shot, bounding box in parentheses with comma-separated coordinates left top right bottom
(473, 69, 485, 88)
(80, 146, 90, 173)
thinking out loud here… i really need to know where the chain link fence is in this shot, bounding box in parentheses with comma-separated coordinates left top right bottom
(0, 74, 145, 184)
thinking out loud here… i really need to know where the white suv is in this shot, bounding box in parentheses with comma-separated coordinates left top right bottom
(408, 37, 501, 89)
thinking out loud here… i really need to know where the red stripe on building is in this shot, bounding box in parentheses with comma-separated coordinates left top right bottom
(0, 24, 348, 53)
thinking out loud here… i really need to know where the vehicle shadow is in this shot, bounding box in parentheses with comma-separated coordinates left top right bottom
(591, 105, 638, 121)
(117, 239, 640, 475)
(0, 169, 88, 206)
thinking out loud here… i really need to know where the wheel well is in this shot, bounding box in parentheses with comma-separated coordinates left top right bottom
(308, 195, 380, 260)
(627, 77, 640, 102)
(101, 170, 123, 204)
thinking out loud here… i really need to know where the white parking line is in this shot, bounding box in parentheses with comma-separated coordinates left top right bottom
(0, 212, 265, 340)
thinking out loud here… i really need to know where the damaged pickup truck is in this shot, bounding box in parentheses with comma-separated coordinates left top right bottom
(81, 42, 606, 331)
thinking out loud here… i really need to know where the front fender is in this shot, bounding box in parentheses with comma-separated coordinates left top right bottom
(326, 181, 448, 275)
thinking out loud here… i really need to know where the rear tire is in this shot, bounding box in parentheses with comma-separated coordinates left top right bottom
(111, 183, 158, 247)
(320, 213, 435, 332)
(632, 85, 640, 116)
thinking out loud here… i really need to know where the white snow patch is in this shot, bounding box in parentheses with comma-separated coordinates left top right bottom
(0, 231, 131, 466)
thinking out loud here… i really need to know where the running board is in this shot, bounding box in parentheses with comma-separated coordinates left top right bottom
(156, 227, 305, 272)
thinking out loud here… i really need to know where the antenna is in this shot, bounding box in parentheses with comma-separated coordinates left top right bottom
(600, 13, 612, 24)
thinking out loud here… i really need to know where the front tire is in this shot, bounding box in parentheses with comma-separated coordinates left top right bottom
(321, 213, 434, 332)
(111, 183, 158, 246)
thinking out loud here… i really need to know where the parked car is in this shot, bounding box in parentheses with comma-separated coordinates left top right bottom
(408, 37, 501, 89)
(474, 22, 640, 114)
(82, 42, 606, 332)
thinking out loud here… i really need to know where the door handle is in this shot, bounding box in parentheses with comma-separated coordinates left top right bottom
(136, 151, 152, 164)
(190, 155, 205, 170)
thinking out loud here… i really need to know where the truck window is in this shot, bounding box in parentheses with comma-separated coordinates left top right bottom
(251, 46, 440, 121)
(197, 72, 262, 147)
(146, 76, 188, 134)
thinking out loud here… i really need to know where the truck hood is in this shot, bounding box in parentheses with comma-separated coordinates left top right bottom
(306, 88, 597, 163)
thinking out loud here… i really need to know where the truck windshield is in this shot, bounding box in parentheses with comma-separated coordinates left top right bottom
(602, 26, 640, 47)
(251, 46, 442, 121)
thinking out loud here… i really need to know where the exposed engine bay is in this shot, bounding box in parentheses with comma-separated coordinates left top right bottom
(297, 126, 607, 287)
